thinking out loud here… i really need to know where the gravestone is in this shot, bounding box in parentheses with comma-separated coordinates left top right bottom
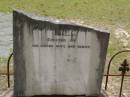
(13, 10, 109, 97)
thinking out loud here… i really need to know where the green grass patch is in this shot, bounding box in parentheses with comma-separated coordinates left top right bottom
(0, 0, 130, 26)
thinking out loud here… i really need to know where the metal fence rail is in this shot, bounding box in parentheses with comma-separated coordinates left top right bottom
(7, 52, 13, 88)
(104, 50, 130, 97)
(0, 52, 13, 88)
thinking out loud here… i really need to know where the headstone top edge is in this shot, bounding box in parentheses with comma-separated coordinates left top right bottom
(13, 10, 110, 34)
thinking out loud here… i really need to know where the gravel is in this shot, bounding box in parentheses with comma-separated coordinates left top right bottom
(102, 76, 130, 97)
(0, 75, 13, 95)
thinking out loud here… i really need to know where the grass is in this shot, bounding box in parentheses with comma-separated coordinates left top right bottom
(0, 0, 130, 26)
(0, 0, 130, 73)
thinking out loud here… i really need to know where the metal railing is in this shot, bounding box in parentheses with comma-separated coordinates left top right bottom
(0, 52, 13, 88)
(104, 50, 130, 97)
(7, 52, 13, 88)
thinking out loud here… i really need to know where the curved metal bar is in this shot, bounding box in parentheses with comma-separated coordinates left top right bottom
(7, 52, 13, 88)
(105, 50, 130, 90)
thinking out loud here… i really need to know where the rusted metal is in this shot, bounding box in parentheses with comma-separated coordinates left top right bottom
(119, 59, 129, 97)
(7, 52, 13, 88)
(105, 50, 130, 90)
(104, 50, 130, 97)
(0, 72, 13, 75)
(104, 74, 130, 76)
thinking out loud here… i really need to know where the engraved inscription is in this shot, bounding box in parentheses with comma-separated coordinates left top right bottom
(32, 29, 90, 49)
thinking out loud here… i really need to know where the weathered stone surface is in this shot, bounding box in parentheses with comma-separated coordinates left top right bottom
(13, 10, 109, 97)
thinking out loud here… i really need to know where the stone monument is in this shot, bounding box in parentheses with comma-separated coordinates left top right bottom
(13, 10, 109, 97)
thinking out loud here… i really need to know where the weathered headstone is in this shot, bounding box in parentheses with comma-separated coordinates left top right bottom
(13, 10, 109, 97)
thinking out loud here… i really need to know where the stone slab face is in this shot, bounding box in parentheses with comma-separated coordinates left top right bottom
(13, 11, 110, 97)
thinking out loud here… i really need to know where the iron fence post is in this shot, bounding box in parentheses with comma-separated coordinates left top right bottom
(7, 52, 13, 88)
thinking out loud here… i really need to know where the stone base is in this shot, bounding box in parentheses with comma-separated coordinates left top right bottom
(9, 93, 108, 97)
(8, 90, 108, 97)
(31, 95, 98, 97)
